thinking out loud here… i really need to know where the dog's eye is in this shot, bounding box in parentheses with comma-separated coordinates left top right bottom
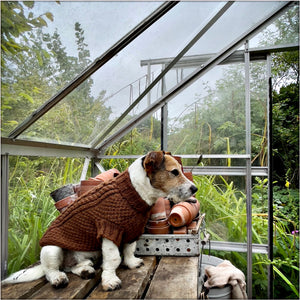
(170, 169, 179, 176)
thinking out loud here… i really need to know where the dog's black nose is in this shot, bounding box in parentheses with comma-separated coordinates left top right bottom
(190, 185, 198, 195)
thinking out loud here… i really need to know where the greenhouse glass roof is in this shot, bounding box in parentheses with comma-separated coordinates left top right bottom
(2, 1, 298, 156)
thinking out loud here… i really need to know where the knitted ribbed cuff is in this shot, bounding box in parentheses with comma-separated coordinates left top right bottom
(96, 220, 123, 247)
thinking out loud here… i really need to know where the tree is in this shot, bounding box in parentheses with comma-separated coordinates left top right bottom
(1, 1, 53, 68)
(1, 1, 55, 135)
(261, 4, 299, 88)
(1, 3, 111, 144)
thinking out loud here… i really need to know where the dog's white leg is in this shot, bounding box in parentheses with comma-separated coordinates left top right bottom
(40, 246, 69, 288)
(101, 238, 122, 291)
(123, 241, 144, 269)
(71, 259, 95, 279)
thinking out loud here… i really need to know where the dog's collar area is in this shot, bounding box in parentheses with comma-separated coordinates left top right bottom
(118, 170, 152, 213)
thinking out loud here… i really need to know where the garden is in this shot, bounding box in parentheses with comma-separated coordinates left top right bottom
(1, 1, 299, 299)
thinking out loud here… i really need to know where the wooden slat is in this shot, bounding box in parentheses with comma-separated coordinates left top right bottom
(145, 257, 199, 299)
(1, 278, 47, 299)
(88, 256, 156, 299)
(29, 269, 101, 299)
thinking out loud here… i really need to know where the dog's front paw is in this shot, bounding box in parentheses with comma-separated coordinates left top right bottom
(48, 271, 69, 289)
(124, 257, 144, 269)
(102, 270, 122, 291)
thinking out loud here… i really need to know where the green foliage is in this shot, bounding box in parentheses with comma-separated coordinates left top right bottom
(273, 185, 299, 232)
(1, 1, 53, 68)
(168, 62, 269, 168)
(194, 175, 267, 244)
(272, 84, 299, 188)
(262, 5, 299, 88)
(195, 175, 299, 298)
(101, 116, 161, 171)
(1, 6, 111, 143)
(7, 156, 84, 274)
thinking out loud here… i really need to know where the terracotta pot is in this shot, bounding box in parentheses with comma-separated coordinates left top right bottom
(50, 184, 75, 202)
(146, 225, 170, 234)
(146, 218, 170, 234)
(147, 219, 169, 227)
(168, 200, 200, 227)
(88, 177, 101, 181)
(79, 179, 102, 196)
(94, 168, 120, 182)
(55, 194, 78, 213)
(150, 197, 167, 220)
(173, 226, 187, 234)
(187, 220, 198, 232)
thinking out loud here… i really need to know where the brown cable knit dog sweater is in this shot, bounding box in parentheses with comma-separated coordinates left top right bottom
(40, 170, 152, 251)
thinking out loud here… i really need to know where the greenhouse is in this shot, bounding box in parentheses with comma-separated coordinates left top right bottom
(1, 1, 299, 299)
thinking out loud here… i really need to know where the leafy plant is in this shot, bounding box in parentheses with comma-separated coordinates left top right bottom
(7, 156, 84, 274)
(195, 175, 299, 298)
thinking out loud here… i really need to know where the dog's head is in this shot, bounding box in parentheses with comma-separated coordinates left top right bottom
(142, 151, 198, 203)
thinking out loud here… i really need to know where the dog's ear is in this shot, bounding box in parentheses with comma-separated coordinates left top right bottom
(143, 151, 165, 175)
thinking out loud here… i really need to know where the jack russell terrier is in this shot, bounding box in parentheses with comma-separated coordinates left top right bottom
(2, 151, 198, 291)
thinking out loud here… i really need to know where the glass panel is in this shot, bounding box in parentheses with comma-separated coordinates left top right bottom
(195, 175, 248, 243)
(183, 1, 284, 56)
(33, 1, 163, 62)
(1, 1, 161, 137)
(101, 112, 161, 159)
(252, 3, 299, 47)
(160, 1, 287, 96)
(3, 1, 293, 145)
(167, 64, 246, 155)
(250, 61, 268, 167)
(18, 1, 221, 145)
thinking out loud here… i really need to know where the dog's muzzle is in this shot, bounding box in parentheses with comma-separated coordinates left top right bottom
(167, 184, 198, 203)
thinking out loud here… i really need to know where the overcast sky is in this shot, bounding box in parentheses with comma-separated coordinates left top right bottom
(30, 1, 285, 123)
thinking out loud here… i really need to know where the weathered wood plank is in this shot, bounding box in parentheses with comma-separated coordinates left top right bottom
(30, 270, 102, 299)
(145, 257, 199, 299)
(1, 278, 47, 299)
(88, 256, 156, 299)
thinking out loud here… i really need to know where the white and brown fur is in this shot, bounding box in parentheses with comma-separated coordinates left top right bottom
(2, 151, 197, 291)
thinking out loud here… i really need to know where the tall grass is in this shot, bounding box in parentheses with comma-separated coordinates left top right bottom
(7, 156, 84, 274)
(194, 175, 299, 299)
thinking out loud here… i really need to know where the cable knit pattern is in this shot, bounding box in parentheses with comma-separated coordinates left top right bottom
(40, 170, 152, 251)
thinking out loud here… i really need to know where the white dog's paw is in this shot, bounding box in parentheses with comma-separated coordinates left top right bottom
(47, 271, 69, 288)
(71, 264, 96, 279)
(102, 270, 122, 291)
(80, 266, 96, 279)
(124, 257, 144, 269)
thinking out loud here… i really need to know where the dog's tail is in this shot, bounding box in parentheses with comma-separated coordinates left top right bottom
(2, 263, 45, 284)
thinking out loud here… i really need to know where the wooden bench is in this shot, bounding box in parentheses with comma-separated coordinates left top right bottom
(1, 256, 199, 299)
